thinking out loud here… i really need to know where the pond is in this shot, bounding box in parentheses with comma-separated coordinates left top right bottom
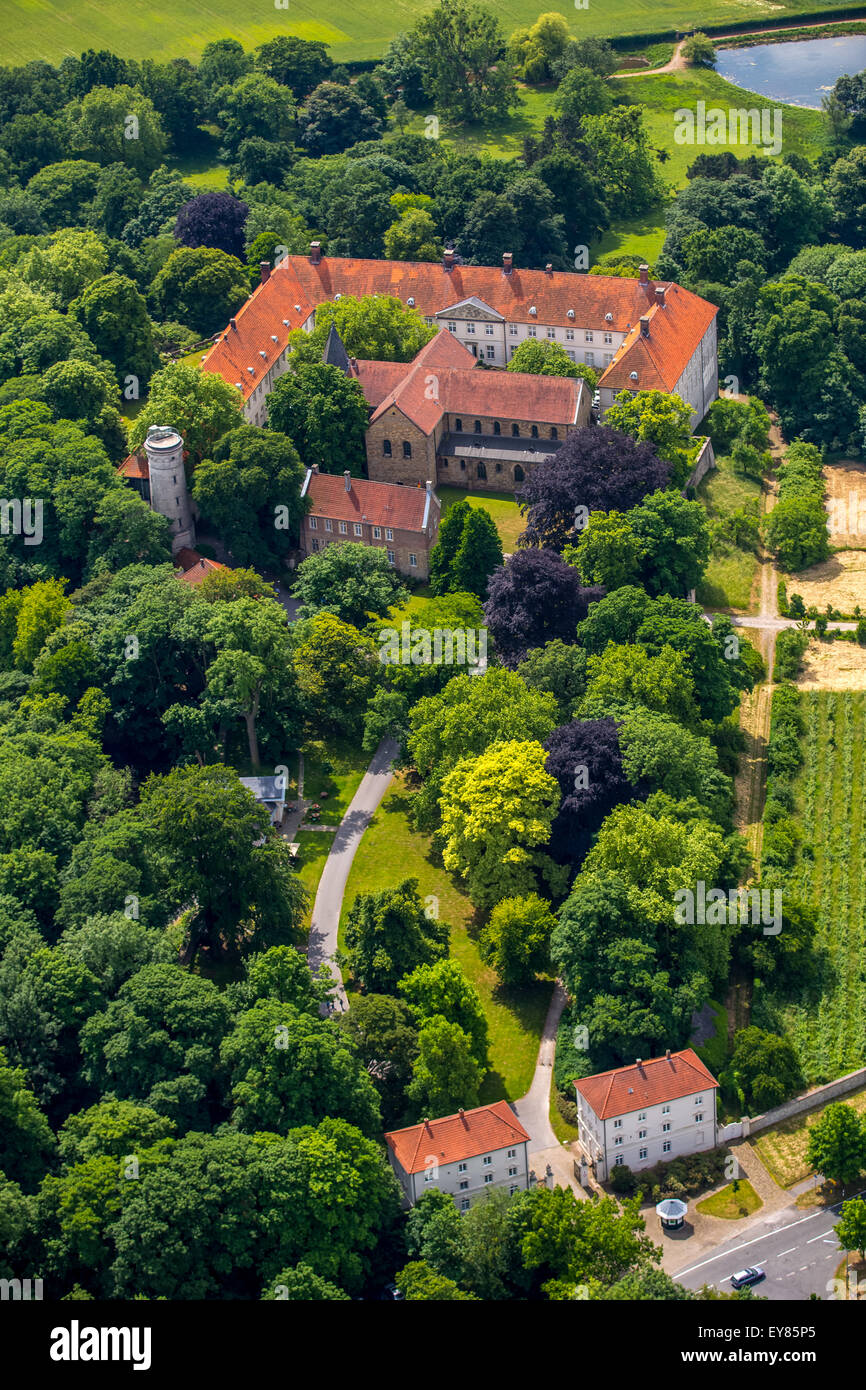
(715, 34, 866, 109)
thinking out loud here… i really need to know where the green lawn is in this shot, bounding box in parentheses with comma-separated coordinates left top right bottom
(3, 0, 861, 65)
(169, 154, 230, 192)
(753, 1087, 866, 1187)
(293, 828, 335, 930)
(696, 1179, 762, 1219)
(692, 998, 730, 1079)
(695, 453, 762, 613)
(339, 775, 552, 1100)
(302, 737, 369, 825)
(437, 485, 525, 553)
(771, 693, 866, 1083)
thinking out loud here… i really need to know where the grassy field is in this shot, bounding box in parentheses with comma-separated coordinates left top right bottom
(302, 737, 368, 824)
(770, 692, 866, 1083)
(293, 828, 334, 929)
(339, 774, 552, 1100)
(753, 1087, 866, 1187)
(696, 1178, 762, 1218)
(695, 453, 762, 613)
(3, 0, 863, 65)
(437, 485, 525, 552)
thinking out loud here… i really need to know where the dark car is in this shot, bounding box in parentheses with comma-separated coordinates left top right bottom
(381, 1283, 404, 1301)
(730, 1266, 765, 1289)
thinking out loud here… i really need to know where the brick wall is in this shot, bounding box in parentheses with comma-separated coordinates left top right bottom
(366, 411, 435, 486)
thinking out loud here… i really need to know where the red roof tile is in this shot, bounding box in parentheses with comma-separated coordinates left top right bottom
(174, 549, 229, 585)
(118, 452, 148, 480)
(386, 1101, 530, 1174)
(575, 1049, 718, 1121)
(200, 255, 717, 404)
(303, 471, 437, 533)
(600, 286, 717, 396)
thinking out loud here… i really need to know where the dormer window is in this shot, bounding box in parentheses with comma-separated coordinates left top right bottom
(407, 297, 415, 306)
(567, 309, 575, 319)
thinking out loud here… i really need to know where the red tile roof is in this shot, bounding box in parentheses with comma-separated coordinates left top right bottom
(303, 471, 437, 533)
(575, 1049, 718, 1121)
(200, 254, 717, 404)
(386, 1101, 530, 1174)
(601, 286, 717, 395)
(174, 549, 229, 585)
(363, 329, 584, 435)
(118, 452, 149, 480)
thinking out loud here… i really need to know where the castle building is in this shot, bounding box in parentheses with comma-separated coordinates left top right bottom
(298, 467, 440, 579)
(200, 247, 719, 433)
(119, 426, 195, 555)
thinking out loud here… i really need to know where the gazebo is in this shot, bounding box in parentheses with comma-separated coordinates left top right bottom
(656, 1197, 688, 1231)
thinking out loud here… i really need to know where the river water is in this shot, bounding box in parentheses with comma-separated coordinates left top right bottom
(715, 33, 866, 109)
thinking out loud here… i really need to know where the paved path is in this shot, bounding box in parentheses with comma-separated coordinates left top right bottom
(512, 981, 588, 1198)
(306, 736, 398, 1009)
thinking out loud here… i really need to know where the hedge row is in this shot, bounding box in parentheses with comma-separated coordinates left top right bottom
(606, 6, 866, 49)
(763, 682, 805, 871)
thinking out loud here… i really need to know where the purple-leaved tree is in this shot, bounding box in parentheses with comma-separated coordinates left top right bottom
(175, 192, 249, 259)
(483, 548, 604, 666)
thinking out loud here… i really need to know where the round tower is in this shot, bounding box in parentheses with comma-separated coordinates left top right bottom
(144, 425, 195, 554)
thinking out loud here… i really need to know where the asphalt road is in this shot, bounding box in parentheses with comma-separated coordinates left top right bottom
(673, 1199, 859, 1301)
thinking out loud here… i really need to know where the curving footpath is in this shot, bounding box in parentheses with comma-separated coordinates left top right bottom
(306, 736, 398, 1010)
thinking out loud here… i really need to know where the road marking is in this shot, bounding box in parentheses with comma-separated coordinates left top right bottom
(674, 1209, 826, 1277)
(806, 1231, 834, 1244)
(778, 1246, 798, 1257)
(800, 1265, 809, 1271)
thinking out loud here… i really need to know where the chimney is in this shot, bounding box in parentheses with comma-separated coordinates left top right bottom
(503, 252, 513, 274)
(343, 470, 351, 492)
(545, 263, 553, 274)
(639, 264, 649, 285)
(636, 1058, 642, 1068)
(229, 318, 238, 332)
(640, 316, 650, 338)
(310, 463, 319, 474)
(423, 1117, 432, 1132)
(259, 261, 271, 284)
(426, 479, 432, 495)
(309, 241, 322, 264)
(444, 247, 456, 271)
(665, 1048, 671, 1059)
(655, 285, 666, 306)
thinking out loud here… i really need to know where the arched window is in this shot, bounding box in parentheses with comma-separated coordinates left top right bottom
(531, 425, 539, 438)
(493, 421, 501, 435)
(550, 426, 558, 440)
(477, 462, 487, 480)
(495, 463, 502, 474)
(460, 460, 466, 470)
(455, 418, 462, 432)
(514, 465, 525, 483)
(474, 420, 482, 433)
(382, 439, 392, 456)
(511, 424, 520, 437)
(402, 441, 412, 459)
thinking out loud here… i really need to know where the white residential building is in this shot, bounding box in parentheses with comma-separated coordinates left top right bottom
(385, 1102, 530, 1211)
(575, 1048, 719, 1182)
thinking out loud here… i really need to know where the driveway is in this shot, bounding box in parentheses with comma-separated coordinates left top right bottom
(306, 736, 398, 1009)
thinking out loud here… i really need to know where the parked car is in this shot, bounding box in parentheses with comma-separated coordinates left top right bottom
(730, 1266, 765, 1289)
(380, 1283, 404, 1301)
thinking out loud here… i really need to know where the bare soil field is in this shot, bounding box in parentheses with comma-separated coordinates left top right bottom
(824, 461, 866, 546)
(797, 639, 866, 691)
(788, 550, 866, 615)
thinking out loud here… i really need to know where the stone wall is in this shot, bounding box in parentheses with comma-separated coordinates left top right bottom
(717, 1065, 866, 1145)
(366, 411, 434, 486)
(684, 436, 716, 492)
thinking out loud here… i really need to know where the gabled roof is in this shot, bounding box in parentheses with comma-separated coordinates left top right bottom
(575, 1049, 718, 1121)
(301, 470, 437, 533)
(598, 285, 717, 396)
(174, 549, 228, 585)
(386, 1101, 530, 1175)
(118, 452, 148, 480)
(200, 254, 717, 404)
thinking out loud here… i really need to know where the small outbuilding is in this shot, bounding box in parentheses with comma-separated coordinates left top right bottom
(656, 1197, 688, 1231)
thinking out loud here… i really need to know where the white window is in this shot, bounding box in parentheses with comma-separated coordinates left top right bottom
(638, 1129, 647, 1140)
(614, 1155, 624, 1166)
(510, 1184, 519, 1195)
(308, 516, 317, 529)
(614, 1137, 623, 1147)
(448, 322, 456, 333)
(604, 353, 613, 365)
(585, 330, 593, 343)
(547, 328, 555, 339)
(661, 1105, 670, 1115)
(486, 345, 495, 359)
(466, 322, 475, 334)
(695, 1113, 703, 1123)
(372, 526, 381, 540)
(458, 1162, 467, 1173)
(353, 523, 362, 537)
(409, 553, 418, 568)
(694, 1096, 703, 1105)
(385, 528, 393, 541)
(324, 519, 333, 532)
(485, 325, 494, 335)
(527, 326, 536, 337)
(662, 1123, 671, 1133)
(460, 1198, 470, 1211)
(663, 1141, 671, 1154)
(509, 325, 518, 336)
(638, 1112, 646, 1121)
(566, 350, 575, 361)
(387, 550, 395, 565)
(311, 538, 320, 552)
(585, 352, 595, 367)
(424, 1169, 436, 1183)
(639, 1147, 648, 1160)
(459, 1180, 468, 1190)
(482, 1156, 492, 1167)
(566, 329, 574, 341)
(604, 332, 613, 344)
(338, 521, 348, 535)
(484, 1173, 493, 1184)
(425, 317, 433, 326)
(613, 1119, 622, 1129)
(507, 1149, 516, 1159)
